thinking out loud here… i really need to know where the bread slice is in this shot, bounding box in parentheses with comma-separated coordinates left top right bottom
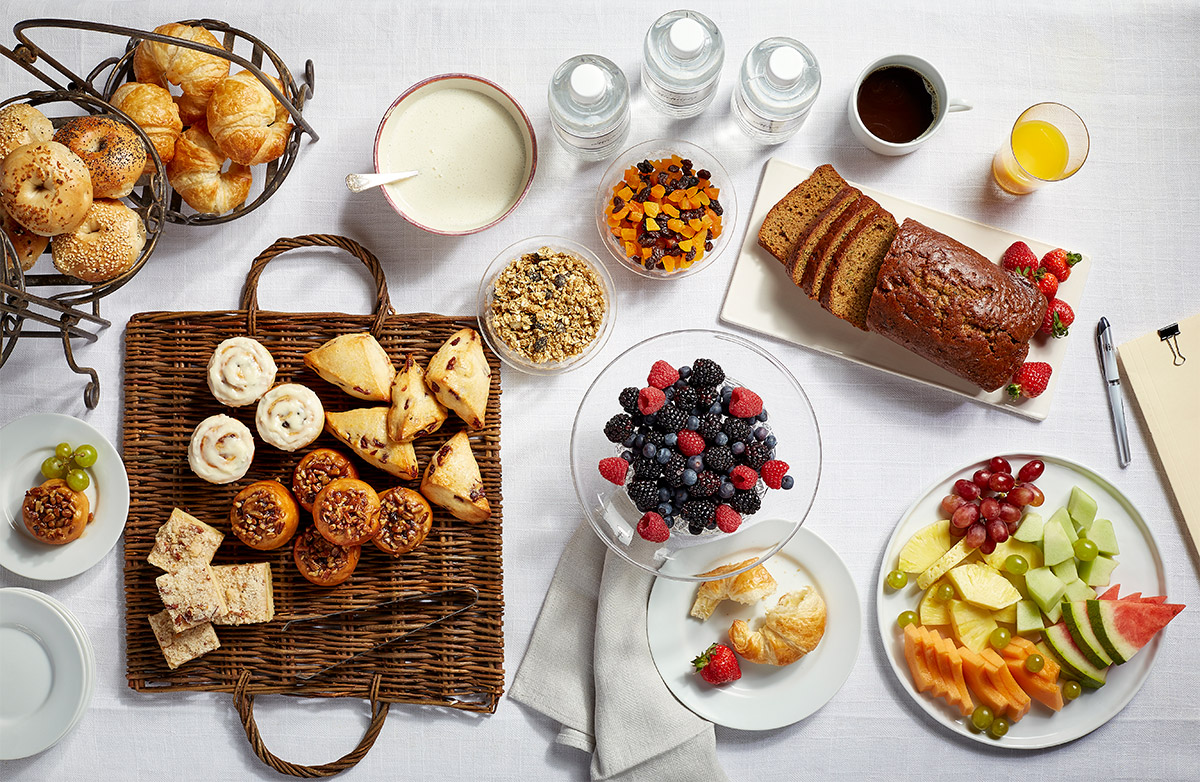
(304, 333, 396, 401)
(420, 431, 491, 523)
(801, 195, 877, 298)
(324, 407, 419, 480)
(387, 355, 448, 442)
(819, 208, 899, 329)
(757, 164, 847, 264)
(787, 187, 861, 286)
(801, 196, 877, 297)
(426, 328, 490, 431)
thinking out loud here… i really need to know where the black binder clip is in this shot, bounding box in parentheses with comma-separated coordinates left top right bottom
(1158, 323, 1187, 366)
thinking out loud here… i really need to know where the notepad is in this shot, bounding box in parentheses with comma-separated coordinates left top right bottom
(1117, 313, 1200, 558)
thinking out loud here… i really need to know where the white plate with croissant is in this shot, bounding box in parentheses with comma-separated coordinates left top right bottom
(647, 521, 861, 730)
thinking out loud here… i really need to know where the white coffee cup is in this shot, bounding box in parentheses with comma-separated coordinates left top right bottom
(847, 54, 972, 156)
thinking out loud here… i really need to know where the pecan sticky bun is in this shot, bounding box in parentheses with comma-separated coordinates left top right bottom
(22, 479, 91, 545)
(292, 448, 359, 513)
(313, 477, 381, 547)
(230, 479, 299, 550)
(293, 525, 360, 586)
(373, 487, 433, 556)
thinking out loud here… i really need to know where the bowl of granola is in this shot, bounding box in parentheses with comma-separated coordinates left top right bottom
(477, 236, 616, 375)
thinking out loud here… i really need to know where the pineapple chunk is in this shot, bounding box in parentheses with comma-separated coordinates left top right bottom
(919, 579, 952, 626)
(917, 540, 971, 590)
(992, 603, 1018, 624)
(947, 563, 1021, 611)
(898, 520, 952, 574)
(950, 599, 999, 653)
(982, 538, 1043, 572)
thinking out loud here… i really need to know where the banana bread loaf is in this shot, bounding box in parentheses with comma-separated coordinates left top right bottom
(865, 219, 1047, 391)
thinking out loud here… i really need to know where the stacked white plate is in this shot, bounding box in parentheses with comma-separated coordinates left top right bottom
(0, 587, 96, 760)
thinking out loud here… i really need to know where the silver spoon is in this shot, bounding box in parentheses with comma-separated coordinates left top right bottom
(345, 170, 419, 193)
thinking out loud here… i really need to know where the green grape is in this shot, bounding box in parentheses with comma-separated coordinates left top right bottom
(935, 583, 955, 602)
(72, 444, 98, 469)
(1074, 538, 1099, 562)
(990, 627, 1011, 650)
(1024, 653, 1045, 673)
(41, 456, 68, 479)
(989, 717, 1010, 738)
(66, 469, 90, 492)
(970, 705, 994, 731)
(1004, 554, 1029, 575)
(886, 570, 908, 590)
(896, 610, 918, 629)
(1063, 681, 1082, 701)
(55, 442, 73, 460)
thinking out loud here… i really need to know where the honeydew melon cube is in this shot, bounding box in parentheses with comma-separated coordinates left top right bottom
(1079, 555, 1118, 587)
(1086, 518, 1120, 556)
(1043, 518, 1073, 566)
(1054, 507, 1080, 544)
(1044, 600, 1064, 624)
(1016, 600, 1045, 636)
(1051, 558, 1078, 584)
(1025, 566, 1067, 613)
(1012, 512, 1044, 544)
(1068, 487, 1098, 529)
(1063, 579, 1097, 602)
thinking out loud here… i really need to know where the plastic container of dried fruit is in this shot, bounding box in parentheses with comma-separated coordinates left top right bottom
(477, 235, 617, 375)
(594, 139, 737, 280)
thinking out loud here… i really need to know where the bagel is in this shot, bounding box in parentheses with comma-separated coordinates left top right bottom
(134, 23, 230, 126)
(50, 198, 146, 282)
(167, 123, 252, 215)
(0, 141, 93, 237)
(207, 70, 293, 166)
(54, 116, 147, 199)
(1, 202, 49, 271)
(0, 103, 54, 160)
(109, 82, 182, 176)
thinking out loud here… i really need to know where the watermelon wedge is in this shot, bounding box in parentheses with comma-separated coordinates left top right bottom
(1087, 599, 1185, 664)
(1100, 586, 1168, 604)
(1098, 584, 1122, 600)
(1043, 623, 1107, 688)
(1062, 601, 1114, 668)
(1140, 595, 1168, 604)
(1120, 592, 1142, 601)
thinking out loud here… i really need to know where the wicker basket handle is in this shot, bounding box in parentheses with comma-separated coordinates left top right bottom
(241, 234, 394, 337)
(234, 670, 390, 777)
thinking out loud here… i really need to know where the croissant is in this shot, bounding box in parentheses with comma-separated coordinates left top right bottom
(728, 586, 826, 666)
(207, 70, 293, 166)
(133, 23, 230, 125)
(167, 123, 252, 215)
(110, 82, 183, 176)
(690, 558, 778, 620)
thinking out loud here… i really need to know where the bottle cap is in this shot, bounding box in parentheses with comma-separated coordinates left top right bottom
(569, 62, 606, 104)
(667, 17, 706, 59)
(767, 45, 806, 88)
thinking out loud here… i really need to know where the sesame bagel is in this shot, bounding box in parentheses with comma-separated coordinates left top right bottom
(51, 198, 146, 282)
(0, 103, 54, 160)
(0, 141, 93, 237)
(54, 116, 147, 199)
(0, 202, 49, 271)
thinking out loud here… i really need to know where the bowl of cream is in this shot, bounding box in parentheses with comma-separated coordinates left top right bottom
(373, 74, 538, 235)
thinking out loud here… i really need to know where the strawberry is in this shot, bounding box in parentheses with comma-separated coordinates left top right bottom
(715, 504, 742, 533)
(727, 387, 763, 418)
(760, 460, 789, 490)
(637, 386, 665, 415)
(1001, 241, 1038, 277)
(1032, 268, 1058, 299)
(1008, 362, 1052, 399)
(692, 643, 741, 685)
(636, 511, 671, 542)
(598, 457, 629, 486)
(1040, 299, 1074, 338)
(730, 465, 758, 491)
(1041, 248, 1082, 282)
(677, 430, 706, 457)
(646, 360, 680, 390)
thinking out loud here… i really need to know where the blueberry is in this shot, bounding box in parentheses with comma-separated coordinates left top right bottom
(757, 410, 769, 422)
(686, 415, 700, 430)
(662, 515, 675, 527)
(765, 435, 777, 448)
(674, 379, 688, 389)
(658, 487, 671, 502)
(754, 427, 768, 441)
(663, 432, 678, 447)
(731, 441, 746, 455)
(673, 488, 690, 504)
(687, 455, 704, 471)
(621, 450, 634, 462)
(664, 388, 675, 400)
(714, 432, 729, 446)
(682, 469, 698, 486)
(657, 503, 674, 517)
(718, 482, 736, 499)
(655, 448, 671, 464)
(645, 414, 657, 426)
(634, 435, 646, 449)
(642, 443, 658, 458)
(678, 366, 691, 378)
(623, 434, 637, 448)
(709, 402, 723, 415)
(721, 386, 733, 401)
(781, 475, 795, 490)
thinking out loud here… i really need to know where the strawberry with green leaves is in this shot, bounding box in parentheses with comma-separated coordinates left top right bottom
(1001, 241, 1038, 278)
(1041, 248, 1082, 282)
(1008, 362, 1052, 400)
(1040, 299, 1075, 338)
(1031, 267, 1059, 299)
(692, 643, 742, 685)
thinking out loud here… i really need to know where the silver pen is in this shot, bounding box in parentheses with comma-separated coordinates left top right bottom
(1097, 318, 1132, 467)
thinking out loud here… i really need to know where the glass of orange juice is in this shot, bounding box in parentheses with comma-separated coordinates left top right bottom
(992, 103, 1089, 195)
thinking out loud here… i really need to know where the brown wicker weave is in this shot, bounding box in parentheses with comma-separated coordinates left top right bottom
(122, 235, 504, 776)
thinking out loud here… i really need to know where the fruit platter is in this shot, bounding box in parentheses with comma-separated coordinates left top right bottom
(878, 453, 1182, 748)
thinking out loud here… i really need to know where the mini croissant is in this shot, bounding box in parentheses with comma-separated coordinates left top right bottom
(690, 558, 777, 621)
(728, 586, 826, 666)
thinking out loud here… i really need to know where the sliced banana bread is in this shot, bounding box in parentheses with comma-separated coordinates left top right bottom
(800, 195, 878, 297)
(757, 164, 848, 264)
(819, 208, 899, 329)
(786, 188, 861, 285)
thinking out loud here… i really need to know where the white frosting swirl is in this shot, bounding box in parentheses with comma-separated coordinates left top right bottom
(207, 337, 277, 406)
(255, 384, 324, 452)
(188, 414, 255, 484)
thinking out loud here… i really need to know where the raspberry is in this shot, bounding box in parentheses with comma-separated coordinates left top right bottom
(760, 460, 789, 490)
(673, 386, 698, 411)
(690, 471, 720, 497)
(689, 358, 725, 388)
(703, 445, 733, 474)
(633, 456, 662, 480)
(598, 457, 628, 486)
(637, 512, 671, 542)
(696, 413, 722, 441)
(653, 404, 687, 433)
(647, 360, 680, 389)
(626, 480, 660, 512)
(728, 387, 763, 418)
(619, 387, 640, 413)
(721, 418, 752, 445)
(715, 504, 741, 533)
(730, 465, 758, 491)
(729, 490, 761, 515)
(604, 414, 633, 443)
(677, 430, 706, 457)
(680, 499, 716, 526)
(637, 386, 665, 415)
(743, 442, 772, 469)
(661, 453, 687, 487)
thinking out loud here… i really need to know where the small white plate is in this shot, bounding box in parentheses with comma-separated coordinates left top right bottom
(647, 522, 861, 730)
(877, 453, 1168, 749)
(0, 588, 95, 759)
(0, 413, 129, 580)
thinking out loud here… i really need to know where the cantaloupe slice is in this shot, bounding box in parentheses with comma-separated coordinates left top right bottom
(935, 635, 975, 716)
(981, 648, 1032, 720)
(1007, 657, 1065, 711)
(903, 623, 937, 694)
(1000, 634, 1040, 660)
(958, 647, 1009, 717)
(919, 628, 950, 700)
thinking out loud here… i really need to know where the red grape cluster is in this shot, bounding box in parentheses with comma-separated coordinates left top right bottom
(939, 456, 1045, 554)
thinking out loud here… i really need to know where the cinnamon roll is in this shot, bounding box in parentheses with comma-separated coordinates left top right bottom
(22, 479, 91, 545)
(255, 383, 323, 452)
(292, 448, 358, 513)
(313, 477, 381, 547)
(293, 525, 360, 587)
(207, 336, 277, 407)
(187, 414, 254, 484)
(230, 480, 299, 550)
(373, 487, 433, 556)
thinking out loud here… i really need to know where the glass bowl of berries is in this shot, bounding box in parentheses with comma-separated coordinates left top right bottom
(570, 329, 821, 581)
(594, 139, 737, 280)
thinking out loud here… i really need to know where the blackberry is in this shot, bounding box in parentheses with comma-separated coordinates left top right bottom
(654, 404, 687, 433)
(689, 358, 725, 388)
(697, 413, 722, 441)
(673, 386, 698, 411)
(703, 445, 733, 474)
(680, 499, 716, 526)
(729, 490, 762, 515)
(687, 519, 705, 536)
(627, 481, 660, 512)
(662, 453, 687, 487)
(695, 388, 718, 411)
(721, 418, 752, 445)
(604, 414, 634, 443)
(690, 471, 720, 498)
(642, 430, 665, 448)
(744, 442, 772, 470)
(632, 456, 662, 480)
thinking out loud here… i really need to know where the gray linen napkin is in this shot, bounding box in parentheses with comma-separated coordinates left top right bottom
(510, 522, 728, 782)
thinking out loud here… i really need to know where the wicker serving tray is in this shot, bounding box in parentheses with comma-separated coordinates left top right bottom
(121, 235, 504, 776)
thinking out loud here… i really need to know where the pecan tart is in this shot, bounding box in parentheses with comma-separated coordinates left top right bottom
(373, 487, 433, 556)
(293, 525, 360, 586)
(230, 479, 299, 550)
(22, 478, 91, 545)
(313, 477, 381, 547)
(292, 448, 359, 513)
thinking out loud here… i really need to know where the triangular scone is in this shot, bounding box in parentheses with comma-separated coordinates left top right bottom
(425, 328, 490, 430)
(304, 333, 396, 401)
(388, 356, 448, 442)
(324, 407, 419, 480)
(420, 431, 490, 522)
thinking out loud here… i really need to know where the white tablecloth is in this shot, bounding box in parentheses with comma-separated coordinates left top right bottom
(2, 1, 1199, 779)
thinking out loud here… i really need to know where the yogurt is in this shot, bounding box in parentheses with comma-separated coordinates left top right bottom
(377, 84, 531, 232)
